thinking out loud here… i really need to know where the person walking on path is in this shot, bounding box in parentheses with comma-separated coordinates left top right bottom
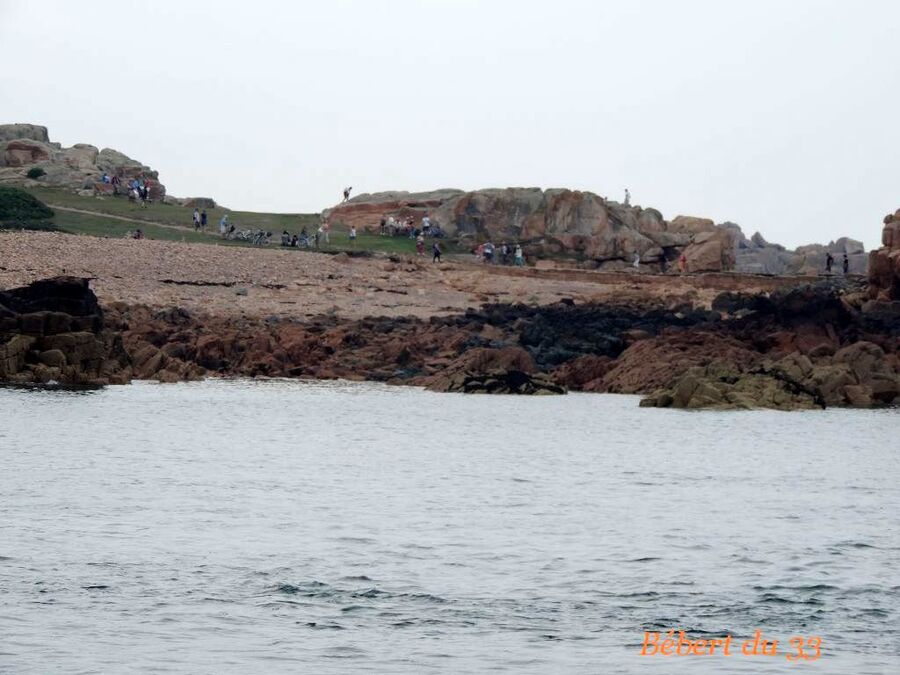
(432, 241, 442, 263)
(192, 208, 201, 230)
(514, 244, 524, 267)
(200, 210, 208, 231)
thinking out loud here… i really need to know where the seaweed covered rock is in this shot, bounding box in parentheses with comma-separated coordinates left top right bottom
(427, 368, 566, 395)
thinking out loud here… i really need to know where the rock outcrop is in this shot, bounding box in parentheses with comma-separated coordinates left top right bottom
(731, 224, 868, 275)
(327, 189, 864, 274)
(0, 124, 166, 200)
(869, 208, 900, 301)
(0, 277, 200, 385)
(327, 188, 738, 271)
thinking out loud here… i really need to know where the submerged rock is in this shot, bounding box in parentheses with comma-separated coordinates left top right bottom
(427, 368, 566, 395)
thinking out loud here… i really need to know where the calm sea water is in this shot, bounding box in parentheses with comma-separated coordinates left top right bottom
(1, 380, 898, 674)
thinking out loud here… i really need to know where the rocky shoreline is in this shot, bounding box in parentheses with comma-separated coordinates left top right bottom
(2, 274, 898, 409)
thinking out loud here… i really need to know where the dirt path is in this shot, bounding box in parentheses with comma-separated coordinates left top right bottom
(48, 204, 209, 235)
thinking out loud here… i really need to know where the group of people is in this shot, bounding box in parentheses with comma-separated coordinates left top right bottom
(276, 221, 335, 249)
(472, 241, 525, 267)
(101, 173, 153, 206)
(825, 252, 851, 274)
(378, 214, 444, 239)
(192, 208, 209, 231)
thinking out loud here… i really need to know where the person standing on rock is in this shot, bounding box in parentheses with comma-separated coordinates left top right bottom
(624, 188, 631, 206)
(432, 241, 442, 263)
(825, 252, 834, 273)
(416, 234, 425, 256)
(842, 253, 849, 274)
(343, 187, 352, 202)
(633, 251, 640, 269)
(514, 244, 524, 267)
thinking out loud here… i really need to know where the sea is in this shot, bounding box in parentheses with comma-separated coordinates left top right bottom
(1, 380, 898, 674)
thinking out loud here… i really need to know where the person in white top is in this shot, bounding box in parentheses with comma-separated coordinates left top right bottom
(624, 188, 631, 206)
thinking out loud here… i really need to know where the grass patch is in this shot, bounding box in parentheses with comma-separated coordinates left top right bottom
(22, 186, 318, 232)
(19, 186, 464, 256)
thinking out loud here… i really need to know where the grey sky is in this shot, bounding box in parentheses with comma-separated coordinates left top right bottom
(1, 0, 897, 249)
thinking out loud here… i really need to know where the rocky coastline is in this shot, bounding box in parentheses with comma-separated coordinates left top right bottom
(2, 272, 898, 409)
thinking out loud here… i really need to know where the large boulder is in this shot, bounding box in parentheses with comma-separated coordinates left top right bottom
(3, 139, 53, 167)
(681, 227, 736, 272)
(869, 209, 900, 300)
(0, 123, 50, 144)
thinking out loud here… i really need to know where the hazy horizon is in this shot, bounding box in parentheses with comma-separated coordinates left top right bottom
(1, 0, 898, 249)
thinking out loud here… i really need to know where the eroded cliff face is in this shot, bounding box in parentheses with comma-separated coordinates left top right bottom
(0, 124, 166, 200)
(3, 276, 897, 409)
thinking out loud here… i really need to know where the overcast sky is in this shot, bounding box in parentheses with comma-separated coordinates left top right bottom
(1, 0, 897, 248)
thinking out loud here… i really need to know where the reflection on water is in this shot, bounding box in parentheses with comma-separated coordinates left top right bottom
(1, 380, 898, 674)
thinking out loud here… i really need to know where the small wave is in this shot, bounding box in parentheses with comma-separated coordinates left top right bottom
(353, 588, 386, 599)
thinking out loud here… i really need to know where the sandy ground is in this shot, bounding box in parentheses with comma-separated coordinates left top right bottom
(0, 231, 803, 319)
